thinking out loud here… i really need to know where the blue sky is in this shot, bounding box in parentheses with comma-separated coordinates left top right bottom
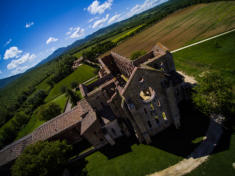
(0, 0, 167, 79)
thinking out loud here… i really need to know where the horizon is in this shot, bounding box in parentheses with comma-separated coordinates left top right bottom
(0, 0, 168, 79)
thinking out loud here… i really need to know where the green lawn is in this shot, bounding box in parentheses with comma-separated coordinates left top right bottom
(186, 133, 235, 176)
(173, 31, 235, 90)
(45, 64, 98, 102)
(82, 141, 182, 176)
(51, 94, 68, 112)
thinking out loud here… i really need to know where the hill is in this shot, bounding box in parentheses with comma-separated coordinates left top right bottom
(0, 74, 22, 89)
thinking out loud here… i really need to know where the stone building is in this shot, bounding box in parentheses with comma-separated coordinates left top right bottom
(0, 43, 187, 167)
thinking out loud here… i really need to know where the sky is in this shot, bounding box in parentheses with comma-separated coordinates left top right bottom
(0, 0, 168, 79)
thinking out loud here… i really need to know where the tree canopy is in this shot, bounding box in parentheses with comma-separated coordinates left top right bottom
(11, 140, 72, 176)
(192, 72, 234, 119)
(38, 103, 61, 121)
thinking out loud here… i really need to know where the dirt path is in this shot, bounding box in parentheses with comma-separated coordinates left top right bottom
(148, 120, 223, 176)
(64, 99, 72, 113)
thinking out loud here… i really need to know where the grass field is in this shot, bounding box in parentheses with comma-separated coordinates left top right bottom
(45, 64, 98, 102)
(51, 94, 68, 111)
(84, 143, 182, 176)
(173, 30, 235, 92)
(110, 2, 235, 57)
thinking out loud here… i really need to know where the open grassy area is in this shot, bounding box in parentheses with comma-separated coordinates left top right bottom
(45, 64, 98, 102)
(51, 94, 68, 112)
(111, 2, 235, 57)
(84, 143, 182, 176)
(173, 30, 235, 91)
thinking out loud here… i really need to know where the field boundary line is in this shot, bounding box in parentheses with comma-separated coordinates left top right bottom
(171, 28, 235, 53)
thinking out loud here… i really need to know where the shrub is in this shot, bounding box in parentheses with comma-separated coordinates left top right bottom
(38, 103, 61, 121)
(71, 81, 78, 89)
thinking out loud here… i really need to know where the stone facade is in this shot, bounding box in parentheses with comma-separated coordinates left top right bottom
(0, 43, 187, 167)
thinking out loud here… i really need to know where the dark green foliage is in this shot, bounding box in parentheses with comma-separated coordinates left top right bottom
(82, 41, 116, 61)
(0, 112, 29, 149)
(46, 79, 54, 88)
(192, 72, 234, 118)
(26, 90, 47, 110)
(66, 88, 80, 106)
(50, 55, 76, 83)
(130, 50, 147, 60)
(60, 86, 67, 93)
(11, 140, 72, 176)
(38, 103, 61, 121)
(71, 81, 78, 89)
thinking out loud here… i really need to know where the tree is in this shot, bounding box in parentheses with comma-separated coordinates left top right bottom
(192, 72, 234, 119)
(130, 50, 147, 60)
(65, 88, 80, 106)
(71, 81, 78, 89)
(11, 140, 72, 176)
(38, 103, 61, 121)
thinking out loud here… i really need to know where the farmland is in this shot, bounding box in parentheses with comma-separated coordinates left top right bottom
(110, 2, 235, 57)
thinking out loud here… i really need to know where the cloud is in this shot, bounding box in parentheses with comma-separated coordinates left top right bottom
(7, 53, 36, 70)
(88, 17, 99, 23)
(92, 14, 109, 28)
(11, 66, 29, 75)
(25, 22, 34, 28)
(87, 0, 113, 15)
(66, 27, 85, 39)
(4, 46, 23, 60)
(4, 38, 12, 47)
(108, 14, 121, 24)
(46, 37, 58, 44)
(128, 0, 167, 17)
(0, 70, 2, 74)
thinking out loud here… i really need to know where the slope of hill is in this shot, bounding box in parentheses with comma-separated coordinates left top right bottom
(0, 74, 22, 89)
(37, 47, 67, 66)
(110, 1, 235, 57)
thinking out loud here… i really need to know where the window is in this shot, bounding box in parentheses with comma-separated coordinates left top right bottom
(162, 112, 167, 120)
(111, 128, 116, 135)
(100, 102, 105, 108)
(150, 103, 155, 110)
(156, 119, 159, 124)
(148, 121, 152, 128)
(144, 108, 147, 114)
(157, 100, 161, 107)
